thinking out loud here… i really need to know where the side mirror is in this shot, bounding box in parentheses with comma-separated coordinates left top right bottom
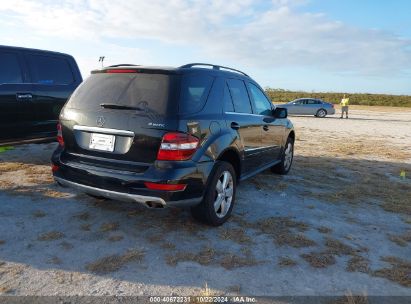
(273, 107, 287, 119)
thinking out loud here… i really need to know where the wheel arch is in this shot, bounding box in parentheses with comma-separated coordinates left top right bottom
(216, 147, 242, 181)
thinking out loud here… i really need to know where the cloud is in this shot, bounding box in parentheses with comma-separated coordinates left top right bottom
(1, 0, 410, 76)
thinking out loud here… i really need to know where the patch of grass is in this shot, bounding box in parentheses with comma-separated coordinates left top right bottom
(275, 232, 316, 248)
(147, 234, 164, 243)
(346, 256, 370, 273)
(108, 235, 124, 242)
(166, 247, 216, 267)
(219, 228, 252, 245)
(253, 216, 314, 247)
(80, 224, 91, 231)
(0, 285, 13, 294)
(301, 252, 336, 268)
(86, 249, 145, 274)
(382, 196, 411, 216)
(219, 252, 260, 270)
(317, 226, 332, 234)
(331, 292, 369, 304)
(257, 216, 310, 233)
(278, 256, 297, 267)
(388, 231, 411, 247)
(32, 210, 47, 218)
(42, 189, 70, 198)
(100, 222, 119, 232)
(0, 162, 30, 173)
(165, 246, 261, 269)
(326, 139, 411, 160)
(325, 238, 358, 256)
(38, 231, 64, 241)
(73, 212, 90, 221)
(372, 256, 411, 287)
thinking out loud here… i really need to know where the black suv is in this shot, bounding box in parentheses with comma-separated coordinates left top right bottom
(0, 45, 82, 146)
(52, 63, 294, 225)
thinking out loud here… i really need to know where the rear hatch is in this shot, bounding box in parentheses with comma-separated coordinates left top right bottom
(60, 69, 181, 169)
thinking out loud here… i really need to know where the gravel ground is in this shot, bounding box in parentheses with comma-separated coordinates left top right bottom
(0, 105, 410, 297)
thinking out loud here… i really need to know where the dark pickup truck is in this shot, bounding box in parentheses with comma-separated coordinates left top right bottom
(0, 45, 82, 146)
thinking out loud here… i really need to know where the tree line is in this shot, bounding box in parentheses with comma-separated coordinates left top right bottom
(265, 88, 411, 107)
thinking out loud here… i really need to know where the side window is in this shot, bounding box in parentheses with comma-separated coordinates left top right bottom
(293, 100, 302, 105)
(248, 83, 272, 115)
(27, 54, 74, 85)
(226, 79, 252, 114)
(223, 83, 234, 112)
(0, 51, 23, 84)
(180, 74, 214, 114)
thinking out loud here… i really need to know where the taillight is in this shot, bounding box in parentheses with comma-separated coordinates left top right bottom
(157, 132, 199, 161)
(144, 182, 187, 191)
(51, 164, 59, 172)
(57, 123, 64, 146)
(106, 69, 138, 73)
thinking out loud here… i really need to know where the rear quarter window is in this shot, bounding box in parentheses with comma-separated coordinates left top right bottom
(27, 54, 74, 85)
(179, 74, 214, 114)
(0, 51, 23, 84)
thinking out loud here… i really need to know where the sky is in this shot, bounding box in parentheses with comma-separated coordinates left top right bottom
(1, 0, 410, 95)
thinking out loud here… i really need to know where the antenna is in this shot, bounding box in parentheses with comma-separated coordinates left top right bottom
(98, 56, 105, 68)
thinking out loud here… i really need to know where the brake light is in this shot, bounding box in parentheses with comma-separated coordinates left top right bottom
(157, 132, 199, 161)
(51, 164, 59, 172)
(106, 69, 138, 73)
(144, 182, 187, 191)
(57, 123, 64, 146)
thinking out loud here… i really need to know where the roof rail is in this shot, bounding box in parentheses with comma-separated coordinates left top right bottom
(180, 63, 249, 77)
(107, 64, 140, 68)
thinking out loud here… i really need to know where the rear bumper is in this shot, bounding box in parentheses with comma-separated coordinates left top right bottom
(55, 176, 201, 207)
(52, 150, 213, 208)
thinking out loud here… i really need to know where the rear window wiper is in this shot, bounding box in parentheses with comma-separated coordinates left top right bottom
(100, 103, 143, 111)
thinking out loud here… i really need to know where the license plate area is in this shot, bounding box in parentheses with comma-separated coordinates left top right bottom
(89, 133, 116, 152)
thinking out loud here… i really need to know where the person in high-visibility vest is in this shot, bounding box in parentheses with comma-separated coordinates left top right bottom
(340, 94, 349, 119)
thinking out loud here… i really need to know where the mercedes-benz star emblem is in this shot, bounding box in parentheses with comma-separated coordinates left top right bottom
(96, 116, 106, 127)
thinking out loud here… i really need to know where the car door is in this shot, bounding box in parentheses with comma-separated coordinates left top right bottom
(247, 82, 285, 164)
(0, 49, 34, 143)
(224, 78, 264, 175)
(25, 52, 78, 138)
(306, 99, 320, 114)
(287, 99, 303, 115)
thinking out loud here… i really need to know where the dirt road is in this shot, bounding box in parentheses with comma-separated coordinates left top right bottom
(0, 106, 410, 297)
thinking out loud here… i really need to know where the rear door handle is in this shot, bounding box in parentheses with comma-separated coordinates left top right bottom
(16, 93, 33, 101)
(230, 122, 240, 130)
(263, 125, 269, 131)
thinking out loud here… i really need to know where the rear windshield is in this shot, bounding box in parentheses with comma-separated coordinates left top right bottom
(66, 73, 179, 115)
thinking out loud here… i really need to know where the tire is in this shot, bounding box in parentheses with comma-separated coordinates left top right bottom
(271, 137, 294, 175)
(316, 109, 327, 118)
(190, 161, 236, 226)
